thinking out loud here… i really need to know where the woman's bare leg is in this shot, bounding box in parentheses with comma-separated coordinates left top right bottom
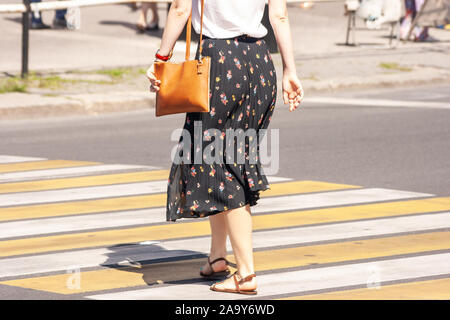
(212, 205, 257, 290)
(200, 212, 228, 274)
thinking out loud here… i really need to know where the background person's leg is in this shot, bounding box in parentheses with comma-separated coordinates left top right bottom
(30, 0, 51, 29)
(136, 2, 150, 31)
(147, 3, 159, 30)
(53, 0, 68, 28)
(30, 0, 42, 24)
(413, 0, 429, 41)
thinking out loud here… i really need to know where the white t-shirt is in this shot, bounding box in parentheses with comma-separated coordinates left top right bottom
(191, 0, 268, 39)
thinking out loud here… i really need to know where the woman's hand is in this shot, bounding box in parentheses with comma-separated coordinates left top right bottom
(146, 63, 161, 92)
(282, 71, 304, 112)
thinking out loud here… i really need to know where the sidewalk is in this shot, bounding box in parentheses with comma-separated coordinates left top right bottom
(1, 2, 449, 119)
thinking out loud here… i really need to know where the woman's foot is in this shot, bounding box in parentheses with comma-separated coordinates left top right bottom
(210, 271, 257, 294)
(200, 256, 228, 276)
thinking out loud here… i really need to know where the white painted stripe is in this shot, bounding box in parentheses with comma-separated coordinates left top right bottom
(1, 210, 446, 278)
(86, 253, 450, 300)
(0, 155, 46, 164)
(163, 211, 450, 254)
(0, 188, 430, 238)
(0, 164, 157, 183)
(266, 176, 292, 183)
(253, 188, 431, 213)
(305, 97, 450, 109)
(0, 181, 168, 207)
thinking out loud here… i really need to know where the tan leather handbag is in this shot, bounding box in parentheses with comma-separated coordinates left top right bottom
(154, 0, 210, 117)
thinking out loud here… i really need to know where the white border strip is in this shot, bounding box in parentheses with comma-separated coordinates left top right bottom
(305, 97, 450, 109)
(0, 155, 46, 164)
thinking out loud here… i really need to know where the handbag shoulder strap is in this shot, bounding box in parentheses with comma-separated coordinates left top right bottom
(185, 0, 205, 61)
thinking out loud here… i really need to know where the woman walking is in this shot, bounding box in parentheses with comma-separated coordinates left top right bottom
(147, 0, 303, 295)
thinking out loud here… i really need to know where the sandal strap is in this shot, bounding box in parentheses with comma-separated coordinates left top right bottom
(201, 256, 222, 277)
(239, 273, 256, 284)
(208, 256, 237, 268)
(209, 257, 229, 266)
(233, 271, 256, 289)
(233, 272, 241, 293)
(202, 256, 231, 277)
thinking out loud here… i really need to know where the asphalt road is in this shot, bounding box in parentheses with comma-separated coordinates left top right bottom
(0, 83, 449, 300)
(1, 83, 449, 196)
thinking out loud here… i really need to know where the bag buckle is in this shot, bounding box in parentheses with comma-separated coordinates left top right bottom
(197, 55, 204, 74)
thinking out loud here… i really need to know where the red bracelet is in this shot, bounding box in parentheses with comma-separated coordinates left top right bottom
(155, 49, 173, 61)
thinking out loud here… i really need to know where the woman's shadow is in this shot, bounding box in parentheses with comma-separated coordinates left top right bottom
(100, 241, 226, 288)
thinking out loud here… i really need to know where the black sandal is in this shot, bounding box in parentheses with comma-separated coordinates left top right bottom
(199, 257, 235, 279)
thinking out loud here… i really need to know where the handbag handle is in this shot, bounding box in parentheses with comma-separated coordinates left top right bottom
(185, 0, 205, 61)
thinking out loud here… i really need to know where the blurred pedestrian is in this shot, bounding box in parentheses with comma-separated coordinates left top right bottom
(400, 0, 430, 41)
(136, 2, 159, 32)
(30, 0, 68, 30)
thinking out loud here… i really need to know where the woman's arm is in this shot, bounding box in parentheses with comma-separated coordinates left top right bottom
(147, 0, 192, 91)
(158, 0, 192, 56)
(268, 0, 304, 111)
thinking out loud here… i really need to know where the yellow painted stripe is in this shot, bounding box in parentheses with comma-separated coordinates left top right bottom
(250, 231, 450, 271)
(0, 170, 170, 194)
(0, 160, 99, 174)
(0, 197, 449, 258)
(0, 180, 357, 222)
(263, 180, 359, 196)
(0, 194, 164, 222)
(252, 196, 450, 230)
(280, 277, 450, 300)
(2, 231, 449, 294)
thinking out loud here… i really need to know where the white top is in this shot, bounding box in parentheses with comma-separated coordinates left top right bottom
(191, 0, 268, 39)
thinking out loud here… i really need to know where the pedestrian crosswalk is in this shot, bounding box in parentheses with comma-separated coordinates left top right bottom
(86, 254, 450, 300)
(0, 154, 448, 300)
(280, 276, 450, 300)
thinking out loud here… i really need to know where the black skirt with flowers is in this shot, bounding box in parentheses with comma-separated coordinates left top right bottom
(166, 34, 277, 222)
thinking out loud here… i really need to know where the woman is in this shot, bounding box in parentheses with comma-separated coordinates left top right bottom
(147, 0, 303, 295)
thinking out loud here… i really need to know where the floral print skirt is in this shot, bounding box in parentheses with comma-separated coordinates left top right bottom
(166, 34, 277, 222)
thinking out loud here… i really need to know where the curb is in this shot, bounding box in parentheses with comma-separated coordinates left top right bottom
(0, 91, 155, 120)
